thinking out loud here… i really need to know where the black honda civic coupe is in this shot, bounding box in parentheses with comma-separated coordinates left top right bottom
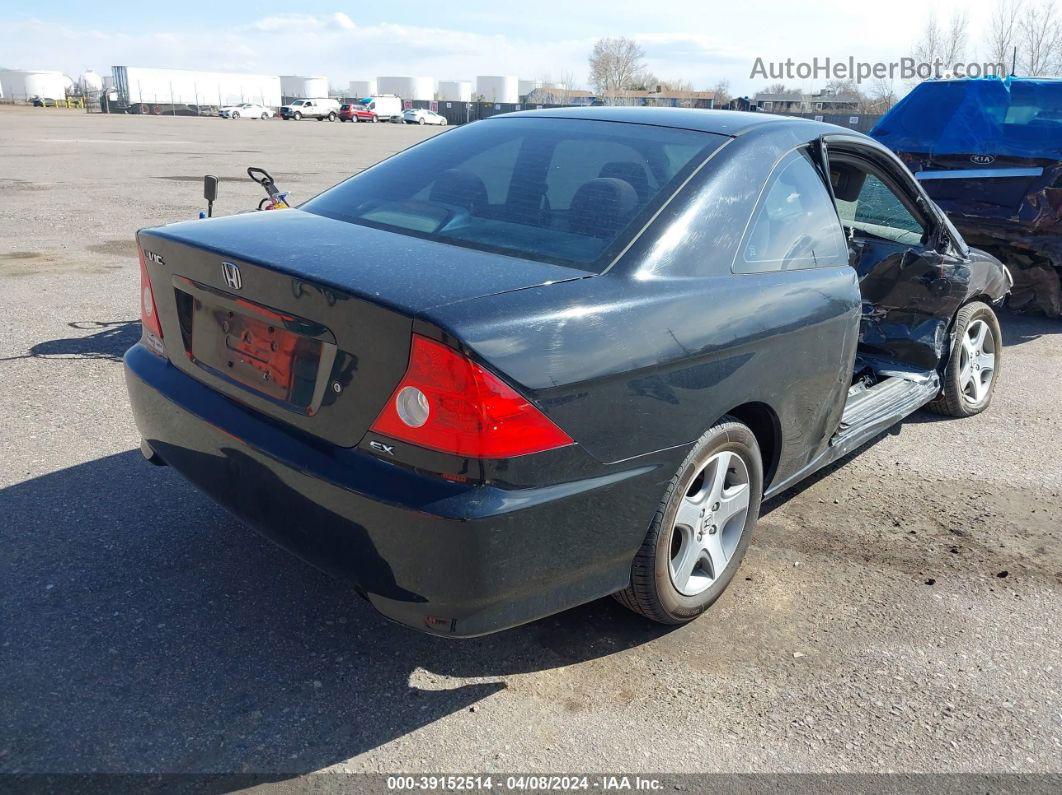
(126, 107, 1009, 636)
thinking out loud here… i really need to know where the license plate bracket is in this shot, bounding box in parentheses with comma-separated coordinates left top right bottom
(186, 291, 324, 408)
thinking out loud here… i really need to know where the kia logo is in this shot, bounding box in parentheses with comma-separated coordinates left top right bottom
(971, 154, 995, 165)
(221, 261, 242, 290)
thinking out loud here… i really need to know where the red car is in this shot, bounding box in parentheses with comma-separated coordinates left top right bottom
(340, 102, 378, 123)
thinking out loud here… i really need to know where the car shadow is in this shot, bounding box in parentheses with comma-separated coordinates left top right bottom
(0, 451, 675, 775)
(759, 424, 900, 516)
(997, 308, 1060, 347)
(0, 320, 140, 363)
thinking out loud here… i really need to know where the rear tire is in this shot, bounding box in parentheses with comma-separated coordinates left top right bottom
(614, 417, 762, 624)
(927, 301, 1002, 418)
(327, 111, 337, 122)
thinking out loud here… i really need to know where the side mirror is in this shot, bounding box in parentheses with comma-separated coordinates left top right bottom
(203, 175, 219, 218)
(932, 225, 953, 256)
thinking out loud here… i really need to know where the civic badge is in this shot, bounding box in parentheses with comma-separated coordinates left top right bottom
(970, 154, 995, 165)
(221, 261, 242, 290)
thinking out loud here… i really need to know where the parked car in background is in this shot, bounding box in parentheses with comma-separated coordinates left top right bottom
(219, 103, 273, 120)
(127, 107, 1007, 638)
(403, 108, 447, 126)
(871, 76, 1061, 317)
(339, 103, 361, 122)
(280, 98, 340, 121)
(346, 95, 403, 123)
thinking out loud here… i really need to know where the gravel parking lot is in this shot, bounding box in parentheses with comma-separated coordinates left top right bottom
(1, 107, 1060, 777)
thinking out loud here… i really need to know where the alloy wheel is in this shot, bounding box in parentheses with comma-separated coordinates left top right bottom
(668, 451, 751, 596)
(959, 319, 995, 405)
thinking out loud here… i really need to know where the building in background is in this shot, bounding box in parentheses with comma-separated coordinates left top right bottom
(476, 75, 518, 103)
(524, 86, 716, 108)
(754, 88, 860, 113)
(280, 75, 328, 99)
(0, 69, 68, 101)
(437, 80, 472, 102)
(525, 86, 595, 105)
(518, 79, 537, 99)
(348, 79, 377, 98)
(377, 76, 433, 101)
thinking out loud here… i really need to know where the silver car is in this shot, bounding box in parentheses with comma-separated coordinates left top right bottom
(219, 103, 273, 120)
(402, 108, 447, 126)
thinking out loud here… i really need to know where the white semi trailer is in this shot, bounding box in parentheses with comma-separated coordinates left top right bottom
(111, 66, 282, 114)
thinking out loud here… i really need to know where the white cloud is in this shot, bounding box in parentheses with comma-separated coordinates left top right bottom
(333, 12, 357, 32)
(0, 14, 594, 89)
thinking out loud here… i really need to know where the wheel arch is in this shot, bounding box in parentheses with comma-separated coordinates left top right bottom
(941, 294, 998, 369)
(721, 401, 781, 489)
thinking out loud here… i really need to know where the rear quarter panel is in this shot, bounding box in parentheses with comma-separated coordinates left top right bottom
(424, 126, 863, 485)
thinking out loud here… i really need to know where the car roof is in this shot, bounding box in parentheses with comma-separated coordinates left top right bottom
(496, 105, 856, 138)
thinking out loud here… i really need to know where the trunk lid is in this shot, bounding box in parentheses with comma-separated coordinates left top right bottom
(137, 209, 582, 446)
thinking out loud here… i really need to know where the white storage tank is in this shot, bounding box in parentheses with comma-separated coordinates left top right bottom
(476, 76, 518, 103)
(437, 80, 472, 102)
(281, 75, 328, 98)
(377, 76, 433, 101)
(518, 79, 537, 98)
(78, 70, 104, 94)
(348, 79, 377, 98)
(0, 69, 68, 101)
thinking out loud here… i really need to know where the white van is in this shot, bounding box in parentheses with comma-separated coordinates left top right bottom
(280, 98, 341, 121)
(354, 95, 404, 123)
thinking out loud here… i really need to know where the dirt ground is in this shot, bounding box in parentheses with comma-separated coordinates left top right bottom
(1, 107, 1060, 777)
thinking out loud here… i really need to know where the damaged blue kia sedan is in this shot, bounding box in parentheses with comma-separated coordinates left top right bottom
(125, 107, 1009, 636)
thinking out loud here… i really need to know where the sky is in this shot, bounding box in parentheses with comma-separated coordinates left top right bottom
(0, 0, 1011, 95)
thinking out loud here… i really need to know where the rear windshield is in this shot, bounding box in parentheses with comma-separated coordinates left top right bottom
(301, 117, 725, 271)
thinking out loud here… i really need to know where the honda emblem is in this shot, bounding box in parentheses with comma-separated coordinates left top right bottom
(221, 261, 242, 290)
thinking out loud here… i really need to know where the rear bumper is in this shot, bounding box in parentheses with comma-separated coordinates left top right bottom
(124, 344, 665, 636)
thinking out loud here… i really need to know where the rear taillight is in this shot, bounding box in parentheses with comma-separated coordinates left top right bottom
(138, 245, 164, 352)
(369, 335, 573, 458)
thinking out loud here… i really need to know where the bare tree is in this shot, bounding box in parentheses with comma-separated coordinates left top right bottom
(944, 12, 970, 65)
(535, 73, 564, 104)
(1018, 0, 1062, 76)
(823, 78, 859, 96)
(712, 79, 732, 107)
(985, 0, 1023, 71)
(864, 78, 898, 113)
(629, 69, 659, 92)
(910, 11, 968, 79)
(763, 82, 791, 95)
(654, 78, 693, 93)
(588, 37, 648, 101)
(532, 71, 581, 106)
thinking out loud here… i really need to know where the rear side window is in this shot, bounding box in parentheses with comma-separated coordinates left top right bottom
(736, 151, 848, 273)
(302, 117, 725, 271)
